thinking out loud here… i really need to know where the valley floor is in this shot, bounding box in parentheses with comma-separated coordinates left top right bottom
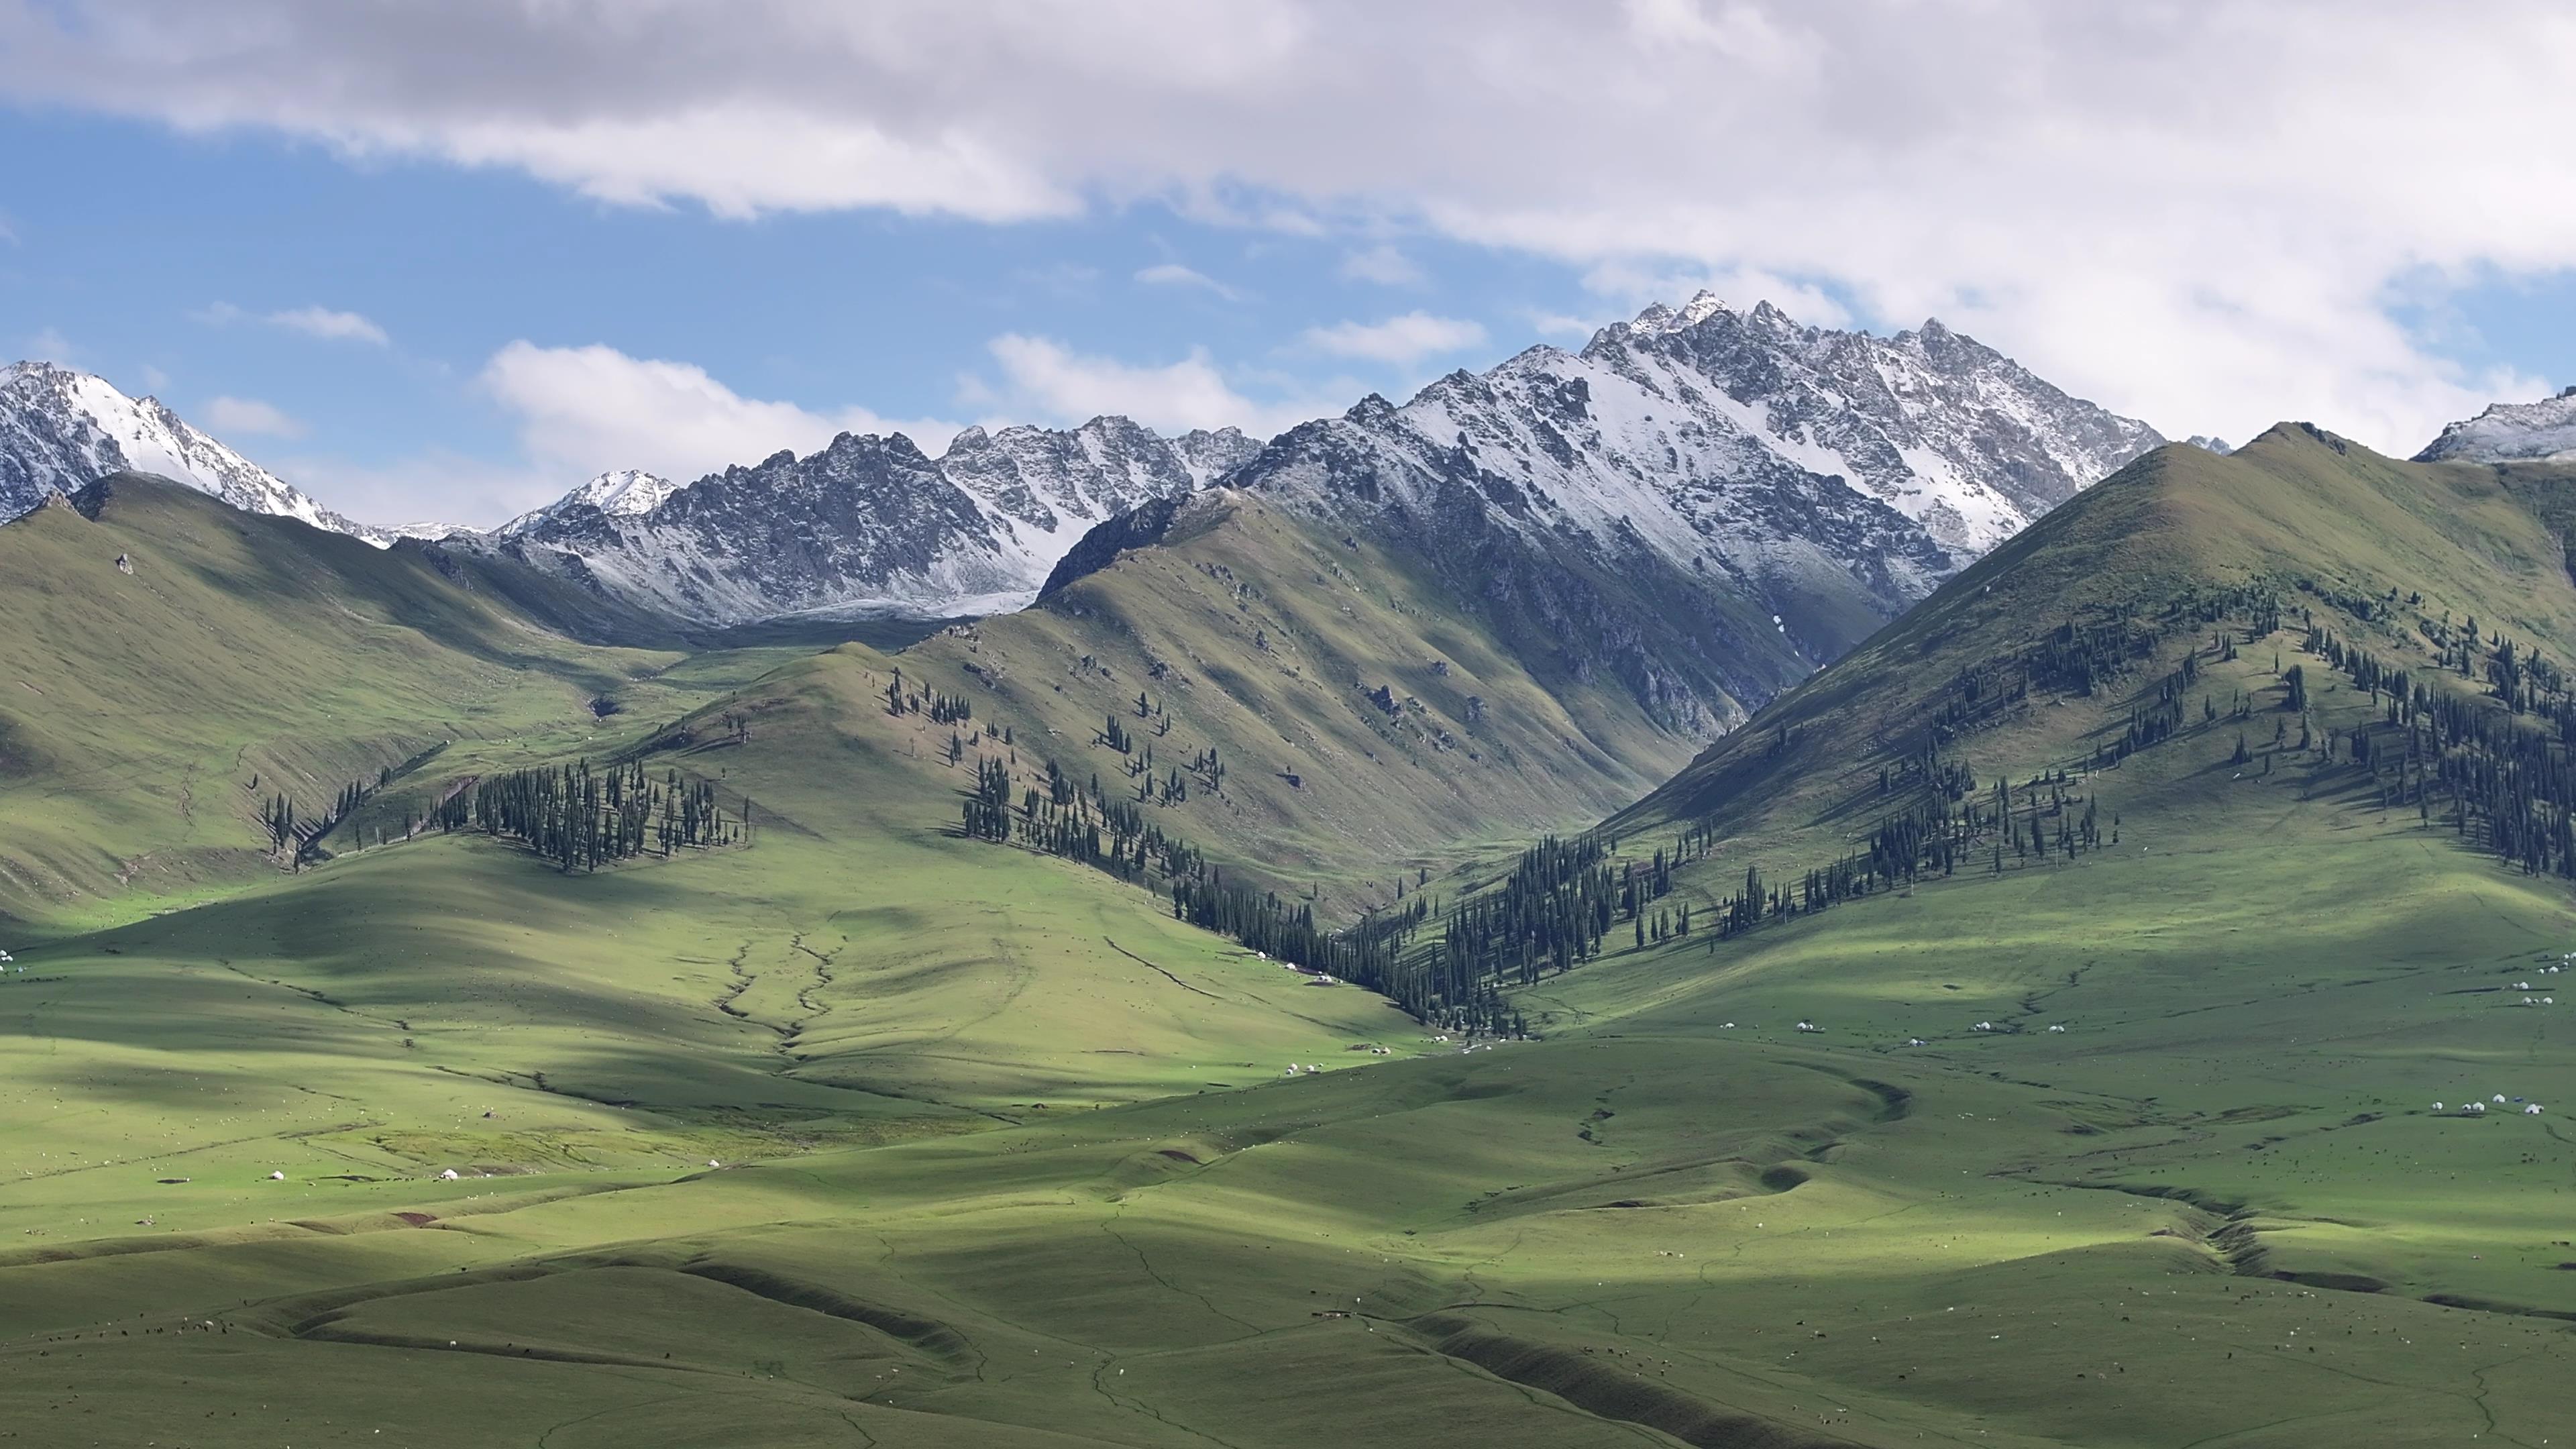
(7, 808, 2576, 1447)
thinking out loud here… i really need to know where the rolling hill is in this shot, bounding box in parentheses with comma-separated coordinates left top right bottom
(0, 474, 706, 920)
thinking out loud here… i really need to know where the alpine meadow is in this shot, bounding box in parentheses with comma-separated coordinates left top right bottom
(6, 7, 2576, 1446)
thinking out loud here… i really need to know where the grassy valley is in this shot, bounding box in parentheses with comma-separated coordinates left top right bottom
(8, 435, 2576, 1445)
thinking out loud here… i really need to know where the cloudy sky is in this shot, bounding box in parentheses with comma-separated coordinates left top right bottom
(4, 0, 2572, 527)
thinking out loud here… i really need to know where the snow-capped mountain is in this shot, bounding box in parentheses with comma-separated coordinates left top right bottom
(460, 417, 1261, 624)
(0, 361, 378, 537)
(1611, 293, 2158, 553)
(1224, 293, 2157, 635)
(466, 297, 2153, 631)
(2416, 386, 2576, 465)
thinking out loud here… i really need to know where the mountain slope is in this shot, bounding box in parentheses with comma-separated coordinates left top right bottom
(887, 487, 1706, 889)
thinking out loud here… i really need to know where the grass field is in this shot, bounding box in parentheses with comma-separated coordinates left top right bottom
(8, 439, 2576, 1445)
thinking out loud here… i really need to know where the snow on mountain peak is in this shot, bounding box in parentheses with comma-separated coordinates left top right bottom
(576, 469, 680, 517)
(0, 360, 388, 542)
(466, 413, 1263, 625)
(2417, 385, 2576, 464)
(1676, 290, 1732, 327)
(1214, 292, 2164, 681)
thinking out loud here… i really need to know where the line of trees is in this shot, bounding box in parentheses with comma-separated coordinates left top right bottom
(429, 759, 744, 871)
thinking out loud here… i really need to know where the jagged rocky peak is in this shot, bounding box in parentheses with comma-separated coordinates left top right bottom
(460, 413, 1267, 627)
(1171, 426, 1263, 486)
(936, 415, 1201, 536)
(0, 360, 386, 539)
(2416, 384, 2576, 465)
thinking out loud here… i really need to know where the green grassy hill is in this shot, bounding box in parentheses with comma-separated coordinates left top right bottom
(11, 438, 2576, 1446)
(0, 474, 723, 922)
(1619, 423, 2576, 853)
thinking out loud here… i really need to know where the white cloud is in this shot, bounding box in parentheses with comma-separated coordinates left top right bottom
(1525, 311, 1603, 341)
(478, 340, 959, 487)
(1300, 312, 1488, 365)
(196, 302, 391, 345)
(12, 2, 2576, 449)
(1135, 262, 1244, 301)
(982, 334, 1340, 436)
(138, 363, 171, 392)
(203, 395, 308, 438)
(267, 305, 389, 345)
(1339, 244, 1422, 286)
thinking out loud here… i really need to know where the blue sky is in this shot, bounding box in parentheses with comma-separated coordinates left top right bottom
(5, 1, 2571, 528)
(5, 111, 1625, 523)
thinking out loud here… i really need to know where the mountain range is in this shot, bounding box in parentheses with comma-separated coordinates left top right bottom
(453, 294, 2167, 631)
(1, 297, 2166, 632)
(464, 415, 1262, 623)
(13, 309, 2566, 653)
